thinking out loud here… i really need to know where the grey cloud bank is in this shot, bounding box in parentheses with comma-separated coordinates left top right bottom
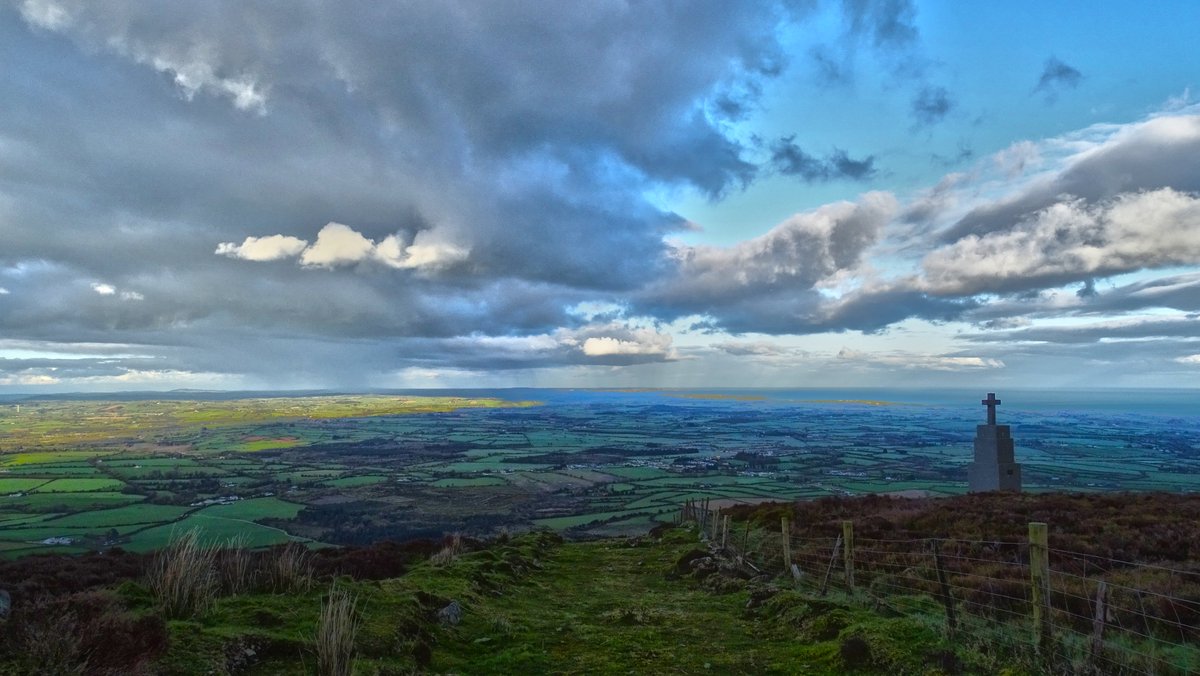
(1, 1, 1198, 390)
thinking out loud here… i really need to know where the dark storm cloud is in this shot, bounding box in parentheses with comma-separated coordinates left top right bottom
(911, 86, 954, 127)
(768, 136, 877, 182)
(0, 1, 810, 383)
(1033, 57, 1083, 101)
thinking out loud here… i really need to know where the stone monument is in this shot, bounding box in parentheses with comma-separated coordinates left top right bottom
(968, 392, 1021, 492)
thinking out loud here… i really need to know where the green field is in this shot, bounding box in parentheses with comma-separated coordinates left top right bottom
(32, 478, 125, 493)
(431, 476, 508, 488)
(0, 478, 50, 494)
(322, 474, 389, 487)
(1, 391, 1195, 558)
(44, 504, 192, 528)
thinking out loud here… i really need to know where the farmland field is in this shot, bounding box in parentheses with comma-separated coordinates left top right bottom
(0, 389, 1197, 556)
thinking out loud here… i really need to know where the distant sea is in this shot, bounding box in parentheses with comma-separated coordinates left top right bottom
(2, 387, 1196, 418)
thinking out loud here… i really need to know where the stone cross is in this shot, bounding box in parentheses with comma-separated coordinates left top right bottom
(981, 392, 1001, 425)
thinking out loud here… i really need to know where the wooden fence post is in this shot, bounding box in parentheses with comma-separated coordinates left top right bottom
(781, 517, 792, 574)
(1087, 580, 1107, 674)
(842, 520, 855, 591)
(931, 539, 957, 641)
(1028, 522, 1052, 660)
(711, 508, 721, 541)
(722, 515, 730, 550)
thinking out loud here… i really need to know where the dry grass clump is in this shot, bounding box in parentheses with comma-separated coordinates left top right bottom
(268, 542, 315, 594)
(430, 533, 464, 566)
(147, 529, 218, 618)
(218, 533, 255, 594)
(314, 586, 360, 676)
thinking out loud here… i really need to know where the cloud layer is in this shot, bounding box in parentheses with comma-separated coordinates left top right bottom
(1, 2, 1198, 389)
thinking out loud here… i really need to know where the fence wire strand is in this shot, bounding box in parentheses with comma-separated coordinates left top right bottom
(679, 506, 1200, 675)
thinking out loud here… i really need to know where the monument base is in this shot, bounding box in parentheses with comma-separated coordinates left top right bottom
(969, 424, 1022, 492)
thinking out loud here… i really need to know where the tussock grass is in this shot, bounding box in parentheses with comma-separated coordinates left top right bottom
(314, 586, 360, 676)
(147, 529, 218, 618)
(218, 534, 254, 594)
(430, 533, 464, 566)
(268, 542, 314, 593)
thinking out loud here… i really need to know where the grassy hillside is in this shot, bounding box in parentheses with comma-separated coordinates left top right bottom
(1, 492, 1198, 674)
(0, 527, 976, 675)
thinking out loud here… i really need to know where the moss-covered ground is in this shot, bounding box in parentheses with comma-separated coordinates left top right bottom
(2, 525, 1014, 674)
(429, 528, 971, 675)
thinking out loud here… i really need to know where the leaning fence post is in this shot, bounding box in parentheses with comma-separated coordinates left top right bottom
(842, 520, 855, 591)
(820, 534, 842, 596)
(781, 517, 792, 574)
(741, 520, 752, 562)
(1087, 580, 1107, 673)
(1028, 522, 1052, 660)
(711, 508, 721, 541)
(931, 539, 957, 641)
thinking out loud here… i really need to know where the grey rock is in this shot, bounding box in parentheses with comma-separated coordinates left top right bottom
(437, 600, 463, 626)
(0, 590, 9, 620)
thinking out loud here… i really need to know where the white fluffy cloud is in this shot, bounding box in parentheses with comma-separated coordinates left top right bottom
(669, 192, 896, 298)
(935, 111, 1200, 243)
(218, 223, 471, 272)
(374, 231, 470, 270)
(0, 287, 9, 295)
(921, 188, 1200, 295)
(582, 332, 675, 358)
(1175, 354, 1200, 365)
(642, 192, 898, 330)
(215, 234, 309, 261)
(298, 223, 376, 268)
(90, 281, 143, 300)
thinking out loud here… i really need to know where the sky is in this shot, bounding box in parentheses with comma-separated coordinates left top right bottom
(1, 0, 1199, 392)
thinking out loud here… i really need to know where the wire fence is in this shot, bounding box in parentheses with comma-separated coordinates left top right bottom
(679, 500, 1200, 676)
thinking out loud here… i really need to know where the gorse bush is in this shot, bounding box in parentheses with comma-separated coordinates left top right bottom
(147, 529, 218, 619)
(315, 585, 360, 676)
